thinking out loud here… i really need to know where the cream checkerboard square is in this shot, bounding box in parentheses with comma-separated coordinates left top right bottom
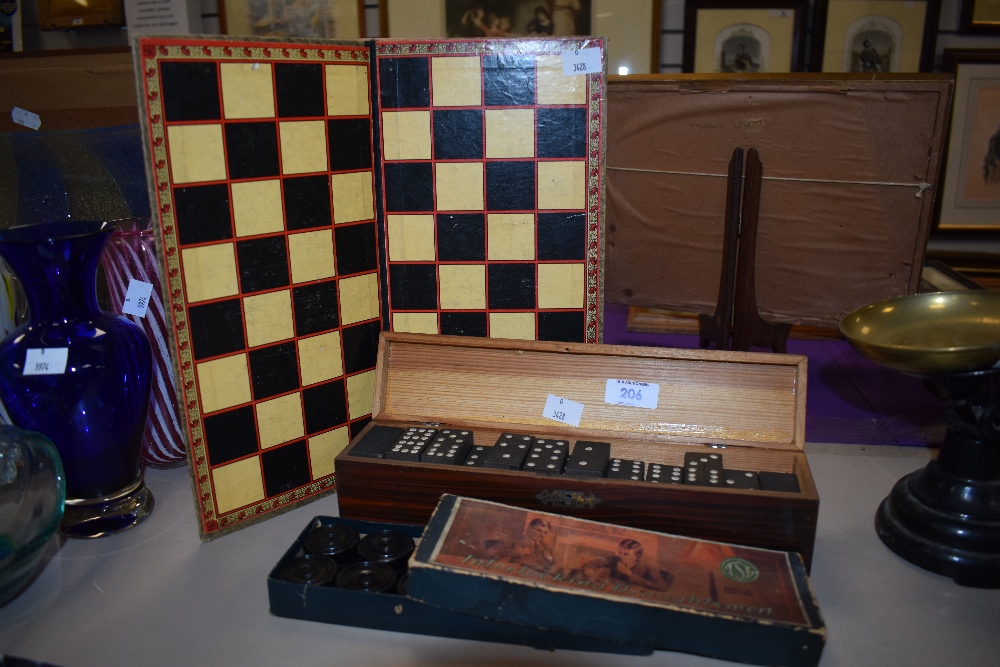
(537, 263, 585, 308)
(332, 171, 375, 223)
(339, 272, 380, 325)
(435, 162, 484, 211)
(487, 213, 535, 260)
(298, 331, 344, 386)
(347, 370, 375, 419)
(212, 457, 265, 514)
(288, 229, 336, 284)
(392, 312, 439, 333)
(439, 264, 486, 309)
(280, 121, 329, 175)
(381, 111, 432, 160)
(485, 109, 535, 158)
(167, 124, 227, 184)
(220, 62, 276, 119)
(231, 180, 285, 237)
(387, 214, 436, 261)
(308, 426, 350, 478)
(326, 64, 370, 116)
(536, 55, 587, 105)
(432, 56, 482, 106)
(196, 353, 252, 414)
(255, 393, 305, 449)
(181, 243, 239, 303)
(243, 289, 295, 347)
(538, 161, 586, 210)
(489, 312, 536, 340)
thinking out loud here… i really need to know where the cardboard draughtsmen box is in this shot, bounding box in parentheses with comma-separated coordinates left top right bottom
(407, 495, 825, 666)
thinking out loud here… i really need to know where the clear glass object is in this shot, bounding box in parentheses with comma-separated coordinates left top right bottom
(0, 425, 66, 606)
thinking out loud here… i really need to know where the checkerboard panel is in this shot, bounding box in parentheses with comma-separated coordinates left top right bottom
(140, 36, 605, 538)
(140, 39, 379, 538)
(375, 40, 603, 344)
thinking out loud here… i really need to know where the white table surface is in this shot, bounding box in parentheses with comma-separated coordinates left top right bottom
(1, 443, 998, 667)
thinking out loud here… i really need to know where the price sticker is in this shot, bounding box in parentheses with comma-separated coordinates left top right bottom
(11, 107, 41, 131)
(542, 394, 584, 427)
(561, 48, 602, 76)
(604, 379, 659, 409)
(122, 279, 154, 317)
(24, 348, 69, 376)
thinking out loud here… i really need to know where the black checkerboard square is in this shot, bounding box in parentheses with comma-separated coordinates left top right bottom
(249, 342, 300, 400)
(341, 320, 381, 374)
(261, 440, 311, 497)
(538, 311, 585, 342)
(379, 57, 430, 108)
(383, 162, 435, 212)
(437, 214, 486, 261)
(160, 61, 221, 122)
(302, 379, 347, 434)
(225, 122, 280, 180)
(433, 110, 484, 160)
(441, 311, 488, 336)
(537, 108, 588, 158)
(236, 236, 290, 293)
(283, 175, 333, 230)
(187, 298, 246, 360)
(486, 161, 536, 211)
(204, 406, 258, 466)
(292, 280, 340, 336)
(335, 222, 379, 275)
(489, 263, 536, 309)
(538, 212, 586, 260)
(484, 55, 535, 106)
(174, 184, 233, 245)
(389, 264, 438, 310)
(350, 417, 372, 440)
(275, 63, 325, 118)
(328, 118, 373, 172)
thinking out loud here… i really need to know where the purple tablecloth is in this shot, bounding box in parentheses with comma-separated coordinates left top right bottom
(603, 302, 944, 447)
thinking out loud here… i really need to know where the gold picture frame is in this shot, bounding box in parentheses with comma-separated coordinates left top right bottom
(220, 0, 365, 39)
(812, 0, 940, 73)
(681, 1, 808, 73)
(380, 0, 660, 74)
(936, 49, 1000, 233)
(37, 0, 124, 30)
(961, 0, 1000, 33)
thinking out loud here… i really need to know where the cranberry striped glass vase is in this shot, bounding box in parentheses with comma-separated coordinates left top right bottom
(100, 218, 186, 468)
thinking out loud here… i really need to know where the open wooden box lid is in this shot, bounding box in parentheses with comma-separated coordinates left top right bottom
(372, 333, 806, 452)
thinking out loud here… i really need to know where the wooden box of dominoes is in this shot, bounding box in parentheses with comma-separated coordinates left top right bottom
(335, 332, 819, 567)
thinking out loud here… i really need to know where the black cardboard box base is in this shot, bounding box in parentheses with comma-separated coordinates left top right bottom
(408, 496, 826, 667)
(267, 516, 651, 656)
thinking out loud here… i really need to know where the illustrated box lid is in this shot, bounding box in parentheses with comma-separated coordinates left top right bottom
(408, 495, 826, 667)
(372, 332, 807, 452)
(604, 73, 953, 328)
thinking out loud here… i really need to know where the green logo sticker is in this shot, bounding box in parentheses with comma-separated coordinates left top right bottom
(720, 557, 759, 583)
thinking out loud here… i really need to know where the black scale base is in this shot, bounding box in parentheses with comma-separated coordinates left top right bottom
(874, 369, 1000, 588)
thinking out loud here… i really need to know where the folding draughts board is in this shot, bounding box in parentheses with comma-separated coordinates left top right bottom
(135, 36, 605, 538)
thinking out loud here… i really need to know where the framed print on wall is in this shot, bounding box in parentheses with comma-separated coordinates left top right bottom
(936, 49, 1000, 233)
(380, 0, 661, 74)
(812, 0, 940, 73)
(961, 0, 1000, 34)
(681, 0, 808, 73)
(220, 0, 365, 38)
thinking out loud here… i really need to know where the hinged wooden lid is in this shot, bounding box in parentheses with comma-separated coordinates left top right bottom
(372, 333, 807, 452)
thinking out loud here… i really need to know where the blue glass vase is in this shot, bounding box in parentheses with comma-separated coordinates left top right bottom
(0, 221, 154, 538)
